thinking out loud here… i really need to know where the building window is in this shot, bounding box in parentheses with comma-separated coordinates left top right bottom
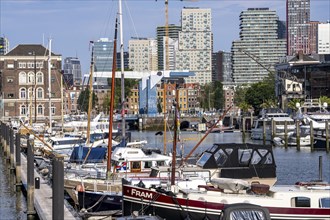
(28, 72, 35, 84)
(7, 77, 14, 83)
(51, 107, 56, 115)
(20, 88, 27, 99)
(28, 87, 34, 99)
(20, 105, 27, 115)
(7, 93, 14, 98)
(37, 105, 43, 115)
(19, 72, 27, 84)
(37, 88, 43, 99)
(36, 72, 43, 84)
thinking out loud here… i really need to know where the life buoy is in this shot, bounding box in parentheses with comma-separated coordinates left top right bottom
(76, 184, 85, 192)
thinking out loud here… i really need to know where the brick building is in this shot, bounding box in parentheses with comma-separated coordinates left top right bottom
(0, 44, 62, 122)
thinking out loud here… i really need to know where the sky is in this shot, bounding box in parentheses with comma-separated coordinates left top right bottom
(1, 0, 329, 74)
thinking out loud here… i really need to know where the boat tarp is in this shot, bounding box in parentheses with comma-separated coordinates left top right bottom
(69, 146, 106, 163)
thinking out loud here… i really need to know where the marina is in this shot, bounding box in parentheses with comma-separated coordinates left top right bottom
(0, 126, 329, 220)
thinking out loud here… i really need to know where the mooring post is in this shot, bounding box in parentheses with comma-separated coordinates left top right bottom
(319, 156, 323, 181)
(271, 119, 276, 140)
(52, 156, 64, 220)
(15, 133, 22, 191)
(9, 128, 15, 174)
(262, 120, 266, 145)
(326, 121, 329, 153)
(310, 121, 314, 151)
(5, 124, 10, 162)
(242, 117, 246, 142)
(0, 122, 3, 154)
(284, 121, 288, 148)
(27, 138, 36, 218)
(295, 120, 300, 150)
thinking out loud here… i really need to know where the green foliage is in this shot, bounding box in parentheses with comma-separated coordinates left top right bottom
(245, 80, 276, 114)
(287, 98, 304, 111)
(104, 78, 139, 111)
(239, 101, 252, 113)
(77, 88, 98, 112)
(199, 82, 224, 111)
(213, 81, 224, 110)
(234, 85, 248, 105)
(320, 96, 330, 107)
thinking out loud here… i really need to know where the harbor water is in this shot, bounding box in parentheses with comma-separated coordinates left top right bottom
(1, 131, 329, 219)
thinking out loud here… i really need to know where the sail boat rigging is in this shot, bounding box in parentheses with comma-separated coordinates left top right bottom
(107, 17, 119, 179)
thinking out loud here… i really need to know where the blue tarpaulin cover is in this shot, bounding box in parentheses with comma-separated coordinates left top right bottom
(69, 146, 107, 163)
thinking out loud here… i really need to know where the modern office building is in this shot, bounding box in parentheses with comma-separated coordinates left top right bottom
(93, 38, 114, 86)
(63, 57, 82, 86)
(128, 37, 158, 72)
(277, 20, 287, 39)
(231, 8, 286, 85)
(176, 7, 212, 85)
(0, 37, 9, 55)
(286, 0, 310, 55)
(308, 21, 320, 54)
(212, 51, 232, 83)
(156, 24, 181, 71)
(116, 51, 129, 70)
(318, 22, 330, 54)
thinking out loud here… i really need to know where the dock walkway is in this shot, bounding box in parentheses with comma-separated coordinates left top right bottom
(20, 153, 79, 220)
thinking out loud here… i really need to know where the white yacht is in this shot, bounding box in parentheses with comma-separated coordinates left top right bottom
(251, 108, 295, 141)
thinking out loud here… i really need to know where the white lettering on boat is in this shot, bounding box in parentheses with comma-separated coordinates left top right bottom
(131, 189, 153, 199)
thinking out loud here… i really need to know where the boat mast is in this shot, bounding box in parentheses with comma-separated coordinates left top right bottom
(86, 42, 95, 144)
(48, 38, 52, 134)
(107, 18, 118, 179)
(119, 0, 126, 144)
(171, 85, 178, 186)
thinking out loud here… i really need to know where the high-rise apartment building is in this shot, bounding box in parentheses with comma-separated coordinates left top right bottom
(176, 7, 212, 85)
(318, 22, 330, 54)
(156, 24, 181, 71)
(308, 21, 320, 54)
(128, 38, 158, 72)
(231, 8, 286, 85)
(212, 51, 232, 83)
(63, 57, 82, 86)
(0, 37, 9, 55)
(93, 38, 114, 86)
(286, 0, 310, 55)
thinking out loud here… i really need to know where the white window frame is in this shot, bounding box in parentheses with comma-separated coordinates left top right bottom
(37, 87, 43, 99)
(37, 105, 44, 115)
(28, 72, 35, 84)
(36, 72, 43, 84)
(19, 72, 27, 84)
(20, 87, 27, 99)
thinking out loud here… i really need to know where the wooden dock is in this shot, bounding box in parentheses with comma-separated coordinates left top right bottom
(20, 153, 79, 220)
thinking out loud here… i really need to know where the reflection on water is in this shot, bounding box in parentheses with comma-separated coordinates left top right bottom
(0, 153, 27, 220)
(131, 131, 330, 185)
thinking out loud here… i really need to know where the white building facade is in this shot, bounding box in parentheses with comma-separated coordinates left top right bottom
(318, 22, 330, 54)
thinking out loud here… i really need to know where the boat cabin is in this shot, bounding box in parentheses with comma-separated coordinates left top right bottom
(196, 143, 277, 182)
(112, 147, 172, 173)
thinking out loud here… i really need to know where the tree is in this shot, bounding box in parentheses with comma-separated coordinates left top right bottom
(320, 96, 330, 108)
(77, 88, 98, 112)
(245, 80, 276, 115)
(287, 98, 304, 111)
(213, 81, 224, 110)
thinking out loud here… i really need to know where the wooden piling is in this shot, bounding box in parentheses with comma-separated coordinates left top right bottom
(326, 121, 329, 153)
(296, 120, 300, 150)
(242, 117, 246, 142)
(310, 121, 314, 151)
(284, 121, 288, 148)
(319, 156, 323, 181)
(15, 133, 22, 190)
(271, 119, 275, 140)
(9, 128, 15, 173)
(53, 157, 64, 220)
(263, 120, 266, 144)
(27, 139, 36, 218)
